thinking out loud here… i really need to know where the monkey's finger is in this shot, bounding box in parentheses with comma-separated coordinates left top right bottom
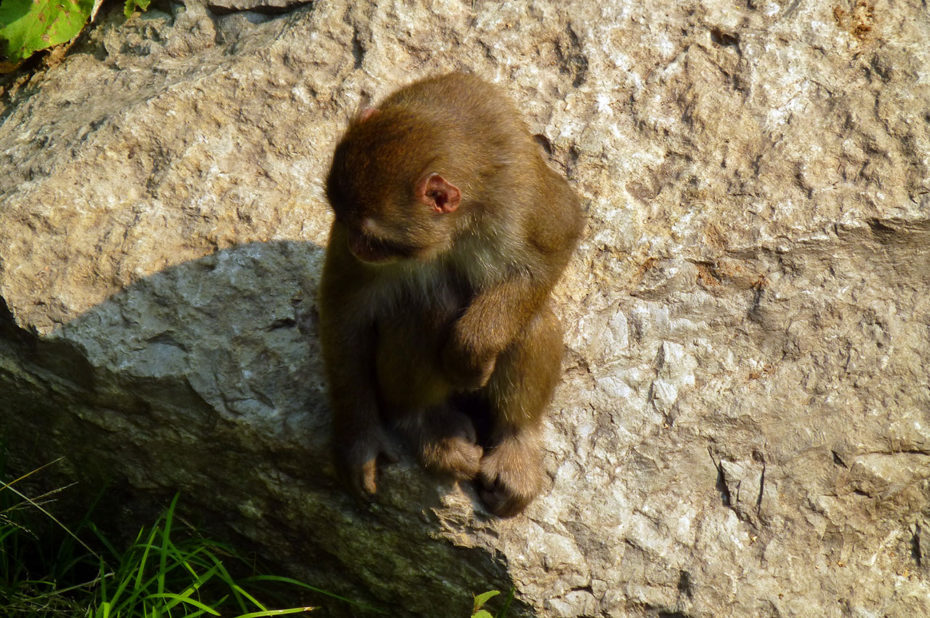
(478, 480, 526, 518)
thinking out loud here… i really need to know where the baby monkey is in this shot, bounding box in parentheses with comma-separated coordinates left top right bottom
(320, 72, 583, 517)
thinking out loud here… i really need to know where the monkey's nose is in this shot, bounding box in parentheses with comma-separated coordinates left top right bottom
(360, 217, 383, 236)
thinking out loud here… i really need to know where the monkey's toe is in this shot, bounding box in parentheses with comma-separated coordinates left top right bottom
(479, 481, 531, 518)
(477, 472, 541, 517)
(477, 445, 543, 517)
(359, 460, 379, 495)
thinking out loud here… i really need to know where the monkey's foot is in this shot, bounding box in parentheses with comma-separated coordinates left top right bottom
(478, 436, 544, 517)
(419, 409, 483, 480)
(339, 425, 401, 497)
(421, 436, 483, 480)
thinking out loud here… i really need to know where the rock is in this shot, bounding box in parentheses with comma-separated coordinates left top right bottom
(205, 0, 313, 15)
(1, 0, 929, 615)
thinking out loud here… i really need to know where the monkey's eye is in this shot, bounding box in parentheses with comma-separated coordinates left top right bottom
(347, 228, 417, 263)
(372, 235, 416, 258)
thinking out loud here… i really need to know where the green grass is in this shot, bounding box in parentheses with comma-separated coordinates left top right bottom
(1, 458, 512, 617)
(0, 460, 360, 617)
(86, 493, 316, 617)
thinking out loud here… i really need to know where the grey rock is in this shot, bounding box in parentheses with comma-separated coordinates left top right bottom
(1, 0, 929, 615)
(205, 0, 312, 16)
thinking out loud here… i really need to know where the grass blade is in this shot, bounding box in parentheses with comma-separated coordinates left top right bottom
(245, 575, 383, 612)
(144, 592, 221, 615)
(158, 563, 220, 613)
(158, 495, 180, 597)
(0, 461, 101, 562)
(236, 607, 315, 617)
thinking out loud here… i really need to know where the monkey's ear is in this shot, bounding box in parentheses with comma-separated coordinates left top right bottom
(358, 108, 379, 122)
(416, 173, 461, 214)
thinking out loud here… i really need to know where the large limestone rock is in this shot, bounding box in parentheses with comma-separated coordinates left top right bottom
(2, 0, 929, 615)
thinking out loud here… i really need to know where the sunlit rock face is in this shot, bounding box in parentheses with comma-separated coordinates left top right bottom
(1, 0, 929, 615)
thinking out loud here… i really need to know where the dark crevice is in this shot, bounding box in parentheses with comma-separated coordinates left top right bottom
(145, 332, 188, 350)
(756, 461, 766, 512)
(709, 449, 731, 507)
(748, 283, 765, 322)
(867, 217, 897, 242)
(556, 26, 588, 87)
(351, 30, 365, 69)
(268, 317, 297, 330)
(533, 133, 553, 155)
(677, 570, 693, 599)
(710, 27, 739, 47)
(912, 524, 922, 567)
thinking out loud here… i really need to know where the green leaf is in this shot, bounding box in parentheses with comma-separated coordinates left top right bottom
(144, 593, 222, 615)
(0, 0, 94, 64)
(123, 0, 151, 19)
(473, 590, 500, 609)
(471, 611, 494, 618)
(472, 589, 500, 615)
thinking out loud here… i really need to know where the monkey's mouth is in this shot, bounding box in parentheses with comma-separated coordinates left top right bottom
(347, 232, 414, 264)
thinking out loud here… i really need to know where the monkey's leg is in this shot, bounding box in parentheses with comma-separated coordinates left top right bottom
(480, 305, 562, 517)
(376, 314, 482, 481)
(392, 406, 483, 480)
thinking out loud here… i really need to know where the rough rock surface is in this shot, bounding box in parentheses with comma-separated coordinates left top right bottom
(2, 0, 930, 615)
(204, 0, 313, 15)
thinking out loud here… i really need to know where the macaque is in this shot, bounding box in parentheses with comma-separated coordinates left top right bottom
(319, 72, 583, 517)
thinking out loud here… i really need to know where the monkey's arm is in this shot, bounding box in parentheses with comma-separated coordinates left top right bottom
(319, 224, 398, 495)
(442, 271, 554, 388)
(444, 170, 583, 389)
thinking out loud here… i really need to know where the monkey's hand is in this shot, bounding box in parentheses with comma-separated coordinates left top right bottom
(441, 338, 498, 391)
(442, 275, 548, 390)
(337, 425, 401, 497)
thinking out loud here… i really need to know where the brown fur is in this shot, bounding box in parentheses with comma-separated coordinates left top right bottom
(319, 73, 583, 516)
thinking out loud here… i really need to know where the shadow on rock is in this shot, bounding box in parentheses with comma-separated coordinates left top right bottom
(0, 239, 514, 616)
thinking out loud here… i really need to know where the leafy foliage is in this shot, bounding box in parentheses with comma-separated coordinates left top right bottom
(471, 588, 514, 618)
(123, 0, 151, 19)
(0, 0, 95, 65)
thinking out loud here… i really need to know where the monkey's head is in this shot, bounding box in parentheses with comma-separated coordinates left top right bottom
(325, 109, 467, 265)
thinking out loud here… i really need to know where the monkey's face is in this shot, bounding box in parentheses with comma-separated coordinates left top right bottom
(325, 117, 462, 265)
(329, 195, 459, 265)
